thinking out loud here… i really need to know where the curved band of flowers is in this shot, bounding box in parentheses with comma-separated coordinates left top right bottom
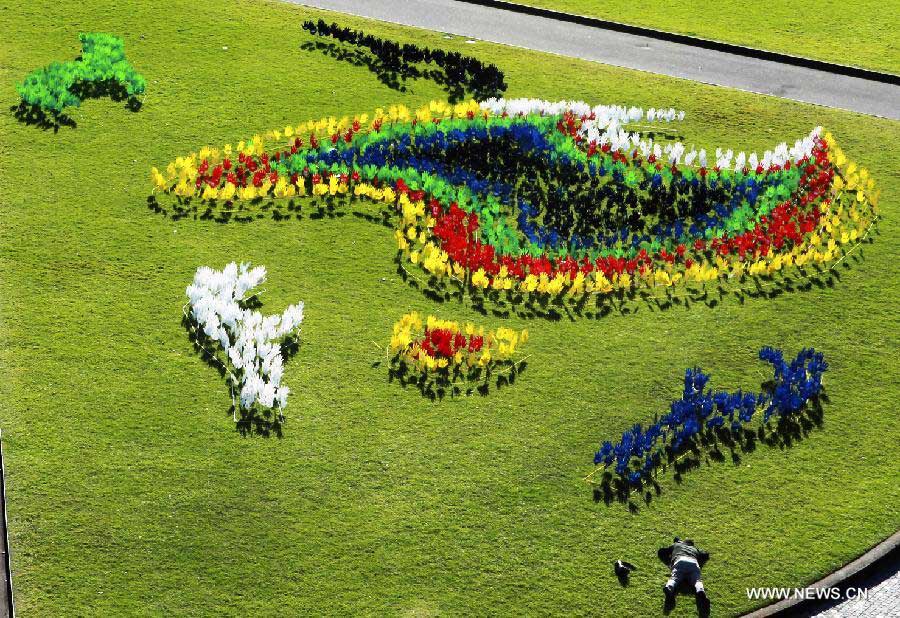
(152, 98, 879, 305)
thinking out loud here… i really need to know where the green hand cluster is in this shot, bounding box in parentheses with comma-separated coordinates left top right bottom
(16, 32, 145, 115)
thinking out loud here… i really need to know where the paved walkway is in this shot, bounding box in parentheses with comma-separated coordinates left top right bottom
(292, 0, 900, 120)
(808, 564, 900, 618)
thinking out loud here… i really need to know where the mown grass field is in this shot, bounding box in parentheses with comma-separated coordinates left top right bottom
(503, 0, 900, 74)
(0, 0, 898, 615)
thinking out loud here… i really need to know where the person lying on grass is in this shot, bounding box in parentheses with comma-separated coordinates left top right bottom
(658, 537, 709, 601)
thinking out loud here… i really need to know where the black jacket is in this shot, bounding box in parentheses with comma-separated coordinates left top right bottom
(658, 541, 710, 568)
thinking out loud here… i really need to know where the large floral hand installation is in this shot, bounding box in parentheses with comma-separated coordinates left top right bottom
(185, 263, 304, 425)
(152, 99, 878, 317)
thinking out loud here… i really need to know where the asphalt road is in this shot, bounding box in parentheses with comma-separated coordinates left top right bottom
(292, 0, 900, 120)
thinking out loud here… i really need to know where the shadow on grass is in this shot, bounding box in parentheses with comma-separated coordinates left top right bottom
(592, 392, 828, 513)
(147, 194, 395, 228)
(182, 304, 302, 438)
(384, 356, 528, 400)
(234, 407, 284, 438)
(12, 79, 141, 131)
(150, 193, 875, 326)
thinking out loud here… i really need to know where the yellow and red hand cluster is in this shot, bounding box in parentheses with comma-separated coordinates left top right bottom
(390, 312, 527, 372)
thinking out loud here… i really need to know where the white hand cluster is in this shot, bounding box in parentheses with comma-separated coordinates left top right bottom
(186, 263, 304, 414)
(479, 98, 821, 172)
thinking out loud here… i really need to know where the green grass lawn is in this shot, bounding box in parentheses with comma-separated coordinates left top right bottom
(1, 0, 898, 615)
(502, 0, 900, 74)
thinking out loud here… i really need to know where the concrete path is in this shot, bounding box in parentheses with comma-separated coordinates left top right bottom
(809, 564, 900, 617)
(292, 0, 900, 120)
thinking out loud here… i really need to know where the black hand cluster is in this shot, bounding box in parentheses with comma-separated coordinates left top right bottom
(302, 20, 507, 101)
